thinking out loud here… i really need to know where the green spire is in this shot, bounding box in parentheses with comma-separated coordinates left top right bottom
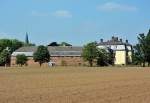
(25, 32, 29, 44)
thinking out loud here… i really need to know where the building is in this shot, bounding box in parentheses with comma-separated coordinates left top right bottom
(97, 36, 133, 65)
(11, 36, 133, 66)
(11, 46, 83, 67)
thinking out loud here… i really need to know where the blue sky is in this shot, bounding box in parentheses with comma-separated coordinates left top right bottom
(0, 0, 150, 46)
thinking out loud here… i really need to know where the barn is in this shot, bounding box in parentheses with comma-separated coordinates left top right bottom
(11, 46, 83, 67)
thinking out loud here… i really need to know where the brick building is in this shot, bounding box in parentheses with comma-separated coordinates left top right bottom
(11, 46, 83, 67)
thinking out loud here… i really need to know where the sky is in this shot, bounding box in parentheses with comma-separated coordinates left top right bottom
(0, 0, 150, 46)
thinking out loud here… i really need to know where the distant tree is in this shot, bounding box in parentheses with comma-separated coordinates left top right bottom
(16, 54, 28, 66)
(133, 32, 150, 67)
(0, 39, 12, 53)
(136, 33, 147, 67)
(96, 48, 113, 66)
(82, 42, 97, 67)
(11, 39, 24, 53)
(145, 29, 150, 66)
(48, 42, 59, 46)
(0, 49, 10, 67)
(33, 45, 50, 67)
(132, 45, 143, 65)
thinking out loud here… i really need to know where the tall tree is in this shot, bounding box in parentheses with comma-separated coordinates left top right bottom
(82, 42, 97, 67)
(132, 44, 144, 66)
(33, 45, 50, 67)
(146, 29, 150, 66)
(0, 49, 10, 67)
(137, 33, 147, 67)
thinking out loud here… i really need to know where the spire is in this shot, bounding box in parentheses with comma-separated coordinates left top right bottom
(25, 32, 29, 44)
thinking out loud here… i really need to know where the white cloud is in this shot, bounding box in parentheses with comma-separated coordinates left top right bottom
(97, 2, 138, 12)
(0, 32, 22, 39)
(52, 10, 72, 18)
(0, 32, 12, 38)
(31, 11, 49, 17)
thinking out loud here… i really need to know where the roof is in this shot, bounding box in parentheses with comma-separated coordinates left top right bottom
(97, 37, 132, 46)
(12, 46, 83, 57)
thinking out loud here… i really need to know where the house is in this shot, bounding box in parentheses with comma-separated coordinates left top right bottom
(11, 46, 83, 66)
(97, 36, 133, 65)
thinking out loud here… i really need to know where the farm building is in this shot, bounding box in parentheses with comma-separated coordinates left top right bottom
(11, 46, 83, 66)
(11, 36, 133, 66)
(97, 36, 133, 65)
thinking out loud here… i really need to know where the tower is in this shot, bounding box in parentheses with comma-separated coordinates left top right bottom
(25, 32, 29, 44)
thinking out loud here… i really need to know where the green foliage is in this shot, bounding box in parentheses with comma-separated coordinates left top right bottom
(133, 29, 150, 67)
(0, 50, 10, 66)
(82, 42, 97, 67)
(16, 54, 28, 66)
(0, 39, 24, 53)
(96, 49, 114, 66)
(33, 45, 50, 66)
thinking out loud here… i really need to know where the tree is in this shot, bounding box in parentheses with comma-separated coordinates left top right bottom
(133, 32, 150, 67)
(11, 39, 24, 53)
(0, 50, 10, 67)
(132, 44, 144, 66)
(33, 45, 50, 67)
(82, 42, 97, 67)
(137, 33, 147, 67)
(146, 29, 150, 66)
(96, 48, 114, 66)
(16, 54, 28, 66)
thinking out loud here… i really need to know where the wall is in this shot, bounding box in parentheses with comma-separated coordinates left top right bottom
(11, 56, 84, 67)
(115, 51, 127, 65)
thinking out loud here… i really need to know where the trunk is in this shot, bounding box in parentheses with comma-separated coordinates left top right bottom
(148, 62, 150, 67)
(143, 61, 145, 67)
(40, 62, 42, 67)
(89, 60, 93, 67)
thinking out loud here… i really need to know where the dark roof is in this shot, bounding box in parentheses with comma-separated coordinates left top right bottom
(98, 37, 132, 46)
(14, 46, 83, 56)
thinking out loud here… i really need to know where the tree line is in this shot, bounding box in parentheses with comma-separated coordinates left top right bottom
(1, 29, 150, 67)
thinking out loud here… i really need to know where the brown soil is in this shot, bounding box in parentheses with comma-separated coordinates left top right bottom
(0, 67, 150, 103)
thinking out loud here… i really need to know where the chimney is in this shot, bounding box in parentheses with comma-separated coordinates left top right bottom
(116, 37, 118, 41)
(100, 39, 103, 43)
(126, 40, 128, 43)
(112, 36, 114, 40)
(120, 39, 122, 42)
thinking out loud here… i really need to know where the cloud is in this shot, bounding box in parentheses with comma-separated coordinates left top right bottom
(52, 10, 72, 18)
(97, 2, 138, 12)
(31, 11, 49, 17)
(0, 32, 22, 39)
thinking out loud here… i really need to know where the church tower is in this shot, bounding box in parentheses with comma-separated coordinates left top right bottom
(25, 32, 29, 44)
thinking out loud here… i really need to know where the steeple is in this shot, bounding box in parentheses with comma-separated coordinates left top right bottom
(25, 32, 29, 44)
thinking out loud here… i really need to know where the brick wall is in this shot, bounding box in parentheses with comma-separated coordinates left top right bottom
(11, 56, 84, 67)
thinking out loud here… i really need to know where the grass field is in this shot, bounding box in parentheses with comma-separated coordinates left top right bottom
(0, 67, 150, 103)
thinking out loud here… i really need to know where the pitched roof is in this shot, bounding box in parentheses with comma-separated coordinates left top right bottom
(12, 46, 83, 57)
